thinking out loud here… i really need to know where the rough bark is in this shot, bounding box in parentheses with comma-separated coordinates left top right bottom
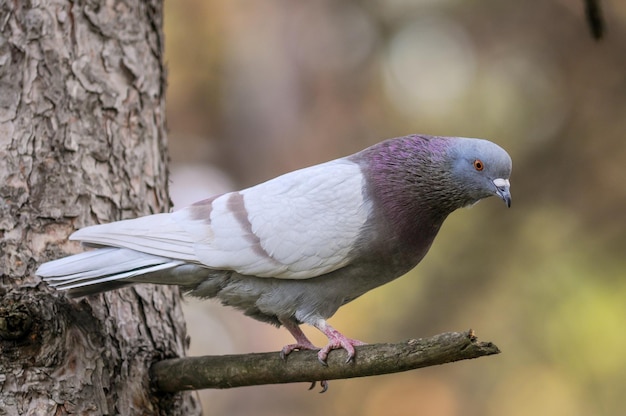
(151, 330, 500, 393)
(0, 1, 199, 414)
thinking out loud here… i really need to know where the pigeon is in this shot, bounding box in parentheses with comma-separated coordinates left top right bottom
(37, 134, 512, 367)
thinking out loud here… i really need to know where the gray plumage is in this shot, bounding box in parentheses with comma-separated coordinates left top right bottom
(37, 134, 512, 363)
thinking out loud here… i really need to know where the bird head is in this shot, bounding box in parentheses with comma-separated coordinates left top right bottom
(448, 138, 512, 208)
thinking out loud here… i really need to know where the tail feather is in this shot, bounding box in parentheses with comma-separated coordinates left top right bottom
(41, 248, 176, 281)
(36, 247, 185, 297)
(65, 281, 135, 298)
(48, 261, 184, 290)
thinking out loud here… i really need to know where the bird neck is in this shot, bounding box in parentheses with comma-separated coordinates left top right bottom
(355, 135, 458, 255)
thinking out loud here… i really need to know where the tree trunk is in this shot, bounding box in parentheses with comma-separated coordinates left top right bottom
(0, 1, 200, 414)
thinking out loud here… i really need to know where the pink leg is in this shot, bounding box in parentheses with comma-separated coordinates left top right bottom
(279, 318, 319, 359)
(313, 319, 366, 365)
(280, 320, 330, 393)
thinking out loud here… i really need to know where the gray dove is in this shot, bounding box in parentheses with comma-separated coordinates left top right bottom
(37, 134, 512, 371)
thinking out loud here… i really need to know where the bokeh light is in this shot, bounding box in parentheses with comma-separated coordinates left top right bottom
(383, 16, 477, 118)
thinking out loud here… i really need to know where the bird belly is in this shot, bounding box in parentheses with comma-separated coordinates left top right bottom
(188, 258, 406, 328)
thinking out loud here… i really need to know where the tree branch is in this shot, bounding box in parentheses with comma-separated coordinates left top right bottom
(151, 329, 500, 393)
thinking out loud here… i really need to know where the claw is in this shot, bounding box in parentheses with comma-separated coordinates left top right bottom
(308, 380, 329, 393)
(314, 319, 366, 365)
(280, 317, 365, 365)
(280, 342, 318, 360)
(318, 356, 329, 366)
(279, 318, 319, 360)
(320, 380, 329, 393)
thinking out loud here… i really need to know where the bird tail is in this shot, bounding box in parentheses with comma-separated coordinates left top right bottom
(36, 247, 190, 297)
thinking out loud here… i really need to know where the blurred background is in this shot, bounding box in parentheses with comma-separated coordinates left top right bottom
(163, 1, 626, 415)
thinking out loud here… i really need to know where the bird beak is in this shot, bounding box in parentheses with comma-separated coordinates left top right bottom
(493, 178, 511, 208)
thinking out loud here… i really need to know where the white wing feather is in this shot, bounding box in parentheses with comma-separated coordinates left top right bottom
(69, 158, 370, 280)
(240, 160, 368, 277)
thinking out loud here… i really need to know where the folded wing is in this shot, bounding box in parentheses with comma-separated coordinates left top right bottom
(67, 159, 371, 280)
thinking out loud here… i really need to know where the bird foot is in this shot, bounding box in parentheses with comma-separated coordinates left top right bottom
(317, 333, 366, 365)
(277, 326, 329, 392)
(280, 340, 319, 360)
(279, 318, 365, 392)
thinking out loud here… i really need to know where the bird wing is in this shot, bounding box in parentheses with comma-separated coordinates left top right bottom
(70, 158, 371, 280)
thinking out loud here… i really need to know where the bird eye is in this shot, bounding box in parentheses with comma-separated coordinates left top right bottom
(473, 160, 484, 171)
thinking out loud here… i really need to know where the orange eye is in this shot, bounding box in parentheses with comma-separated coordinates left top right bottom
(473, 159, 484, 171)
